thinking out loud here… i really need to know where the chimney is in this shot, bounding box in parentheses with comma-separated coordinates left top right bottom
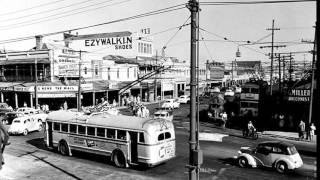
(35, 35, 43, 50)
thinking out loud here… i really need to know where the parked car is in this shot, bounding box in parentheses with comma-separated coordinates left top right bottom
(154, 110, 173, 121)
(177, 95, 190, 104)
(8, 116, 43, 135)
(236, 141, 303, 173)
(3, 111, 28, 125)
(0, 102, 13, 116)
(224, 89, 235, 97)
(161, 99, 180, 109)
(3, 107, 47, 124)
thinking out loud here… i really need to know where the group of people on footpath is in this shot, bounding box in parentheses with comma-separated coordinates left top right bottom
(298, 120, 316, 141)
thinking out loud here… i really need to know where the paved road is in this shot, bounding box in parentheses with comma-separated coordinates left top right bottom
(0, 104, 316, 180)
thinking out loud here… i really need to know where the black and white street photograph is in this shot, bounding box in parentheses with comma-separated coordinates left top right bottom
(0, 0, 318, 179)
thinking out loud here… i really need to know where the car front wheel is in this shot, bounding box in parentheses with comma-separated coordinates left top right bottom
(23, 129, 28, 136)
(238, 157, 248, 168)
(275, 161, 288, 173)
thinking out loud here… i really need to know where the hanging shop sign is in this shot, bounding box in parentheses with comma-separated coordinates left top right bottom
(288, 89, 310, 102)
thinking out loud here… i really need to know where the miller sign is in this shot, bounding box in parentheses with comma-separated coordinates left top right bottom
(288, 89, 310, 102)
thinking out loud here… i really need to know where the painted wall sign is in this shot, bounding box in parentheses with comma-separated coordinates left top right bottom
(37, 93, 76, 98)
(37, 86, 78, 92)
(288, 89, 310, 102)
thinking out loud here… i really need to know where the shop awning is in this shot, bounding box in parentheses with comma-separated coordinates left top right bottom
(0, 58, 50, 65)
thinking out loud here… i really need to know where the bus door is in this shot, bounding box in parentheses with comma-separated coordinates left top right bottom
(129, 131, 138, 163)
(46, 122, 53, 147)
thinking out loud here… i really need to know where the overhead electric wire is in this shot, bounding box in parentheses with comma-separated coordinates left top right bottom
(0, 3, 186, 45)
(199, 27, 267, 56)
(0, 0, 68, 17)
(0, 0, 130, 30)
(200, 0, 315, 6)
(199, 31, 214, 61)
(0, 0, 103, 23)
(162, 16, 190, 49)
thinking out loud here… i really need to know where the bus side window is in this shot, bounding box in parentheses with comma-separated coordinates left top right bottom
(53, 122, 60, 131)
(139, 132, 145, 143)
(70, 124, 77, 134)
(106, 129, 115, 139)
(97, 128, 105, 137)
(165, 132, 171, 139)
(78, 125, 86, 135)
(117, 130, 126, 140)
(158, 133, 164, 141)
(87, 126, 96, 136)
(61, 123, 68, 132)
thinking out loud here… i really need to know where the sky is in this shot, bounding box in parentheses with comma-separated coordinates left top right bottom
(0, 0, 316, 66)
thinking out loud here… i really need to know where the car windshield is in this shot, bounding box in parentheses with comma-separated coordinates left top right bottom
(287, 146, 298, 155)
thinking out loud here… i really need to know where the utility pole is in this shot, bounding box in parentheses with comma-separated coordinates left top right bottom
(314, 20, 319, 179)
(278, 54, 281, 93)
(77, 50, 82, 111)
(308, 23, 317, 125)
(35, 57, 38, 108)
(187, 0, 202, 180)
(289, 53, 293, 82)
(266, 20, 280, 95)
(154, 51, 158, 102)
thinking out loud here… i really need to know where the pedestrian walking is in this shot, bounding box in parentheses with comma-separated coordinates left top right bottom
(305, 122, 311, 141)
(298, 120, 305, 140)
(63, 101, 68, 110)
(310, 123, 316, 142)
(0, 122, 9, 170)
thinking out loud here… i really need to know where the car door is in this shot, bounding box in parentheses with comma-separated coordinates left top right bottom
(25, 118, 32, 131)
(254, 145, 273, 167)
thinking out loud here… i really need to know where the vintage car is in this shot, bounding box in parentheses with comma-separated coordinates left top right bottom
(153, 110, 173, 121)
(3, 107, 47, 124)
(8, 116, 43, 135)
(236, 141, 303, 173)
(0, 102, 13, 116)
(177, 95, 190, 104)
(161, 99, 180, 109)
(224, 89, 235, 97)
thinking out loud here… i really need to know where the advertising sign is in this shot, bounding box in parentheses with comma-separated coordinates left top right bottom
(288, 89, 310, 102)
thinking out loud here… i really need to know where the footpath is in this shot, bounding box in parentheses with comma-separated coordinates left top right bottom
(218, 128, 317, 156)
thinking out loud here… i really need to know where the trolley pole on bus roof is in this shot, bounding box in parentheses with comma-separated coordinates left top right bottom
(186, 1, 202, 180)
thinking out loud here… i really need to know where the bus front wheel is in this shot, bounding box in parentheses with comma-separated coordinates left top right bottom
(113, 150, 126, 168)
(59, 141, 69, 156)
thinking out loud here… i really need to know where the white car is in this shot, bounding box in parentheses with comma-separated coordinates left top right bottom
(224, 89, 235, 97)
(161, 99, 180, 109)
(177, 95, 190, 104)
(8, 116, 43, 135)
(154, 110, 173, 121)
(16, 107, 48, 123)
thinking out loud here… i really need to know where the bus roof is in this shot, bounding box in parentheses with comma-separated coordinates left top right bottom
(47, 110, 172, 131)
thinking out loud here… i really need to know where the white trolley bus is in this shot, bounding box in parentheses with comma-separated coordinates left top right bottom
(44, 110, 176, 168)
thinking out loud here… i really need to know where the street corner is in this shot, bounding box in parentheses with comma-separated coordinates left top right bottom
(0, 153, 41, 180)
(199, 132, 229, 142)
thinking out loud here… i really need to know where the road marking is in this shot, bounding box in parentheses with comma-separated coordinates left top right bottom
(199, 133, 229, 142)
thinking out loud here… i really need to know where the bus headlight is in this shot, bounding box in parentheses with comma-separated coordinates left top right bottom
(208, 112, 212, 117)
